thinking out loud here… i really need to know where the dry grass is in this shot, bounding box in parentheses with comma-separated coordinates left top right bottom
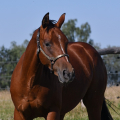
(105, 86, 120, 104)
(104, 86, 120, 120)
(0, 86, 120, 120)
(0, 91, 14, 120)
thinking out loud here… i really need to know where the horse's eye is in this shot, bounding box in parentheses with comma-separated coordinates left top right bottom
(45, 43, 50, 47)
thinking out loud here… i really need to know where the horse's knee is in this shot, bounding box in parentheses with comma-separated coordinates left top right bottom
(18, 99, 30, 112)
(16, 100, 32, 120)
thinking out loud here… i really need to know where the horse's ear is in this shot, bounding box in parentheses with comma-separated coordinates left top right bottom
(42, 12, 49, 28)
(55, 13, 65, 28)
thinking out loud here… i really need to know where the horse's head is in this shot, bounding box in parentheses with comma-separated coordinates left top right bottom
(37, 13, 75, 83)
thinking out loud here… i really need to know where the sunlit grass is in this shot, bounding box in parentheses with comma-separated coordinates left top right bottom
(0, 91, 14, 120)
(0, 86, 120, 120)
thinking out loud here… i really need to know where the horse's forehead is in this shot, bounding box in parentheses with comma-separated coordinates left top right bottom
(43, 28, 62, 40)
(52, 28, 63, 40)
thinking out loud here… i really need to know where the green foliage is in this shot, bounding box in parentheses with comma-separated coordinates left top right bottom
(0, 40, 29, 89)
(61, 19, 100, 49)
(61, 19, 77, 42)
(76, 22, 91, 43)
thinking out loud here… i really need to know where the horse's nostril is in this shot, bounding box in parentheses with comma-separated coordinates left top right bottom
(62, 69, 75, 83)
(63, 70, 69, 79)
(63, 70, 67, 75)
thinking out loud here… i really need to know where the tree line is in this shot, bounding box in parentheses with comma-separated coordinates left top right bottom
(0, 19, 120, 89)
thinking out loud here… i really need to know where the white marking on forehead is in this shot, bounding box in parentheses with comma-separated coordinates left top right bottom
(57, 34, 69, 62)
(58, 35, 61, 39)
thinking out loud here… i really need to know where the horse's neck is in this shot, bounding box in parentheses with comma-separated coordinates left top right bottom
(20, 38, 60, 92)
(20, 36, 43, 89)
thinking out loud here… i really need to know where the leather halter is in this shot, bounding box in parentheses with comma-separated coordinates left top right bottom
(36, 28, 69, 73)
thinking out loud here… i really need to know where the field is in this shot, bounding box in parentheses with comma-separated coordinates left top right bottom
(0, 86, 120, 120)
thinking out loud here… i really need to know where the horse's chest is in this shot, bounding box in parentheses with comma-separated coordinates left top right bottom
(28, 98, 49, 117)
(28, 86, 53, 108)
(18, 88, 53, 117)
(17, 85, 62, 118)
(29, 95, 52, 110)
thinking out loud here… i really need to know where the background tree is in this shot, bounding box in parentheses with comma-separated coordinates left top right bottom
(76, 22, 91, 43)
(0, 46, 11, 88)
(101, 46, 120, 85)
(61, 19, 96, 47)
(0, 40, 29, 89)
(61, 19, 77, 42)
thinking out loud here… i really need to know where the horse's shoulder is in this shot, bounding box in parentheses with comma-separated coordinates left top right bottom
(68, 42, 96, 52)
(67, 42, 100, 60)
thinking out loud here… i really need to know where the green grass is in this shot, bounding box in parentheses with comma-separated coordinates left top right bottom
(0, 87, 120, 120)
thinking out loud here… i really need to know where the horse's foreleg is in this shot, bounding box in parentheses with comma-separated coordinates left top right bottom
(46, 109, 60, 120)
(14, 108, 24, 120)
(14, 107, 33, 120)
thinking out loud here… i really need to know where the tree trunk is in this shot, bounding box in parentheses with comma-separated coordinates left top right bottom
(97, 47, 120, 55)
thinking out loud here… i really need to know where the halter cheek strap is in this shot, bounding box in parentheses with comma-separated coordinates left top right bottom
(36, 28, 69, 73)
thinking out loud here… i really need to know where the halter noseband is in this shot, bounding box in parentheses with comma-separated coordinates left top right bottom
(36, 28, 69, 73)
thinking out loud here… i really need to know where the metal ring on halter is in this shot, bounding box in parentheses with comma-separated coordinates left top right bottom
(36, 27, 69, 73)
(49, 54, 69, 73)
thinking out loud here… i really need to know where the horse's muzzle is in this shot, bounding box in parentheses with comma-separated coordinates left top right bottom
(58, 68, 75, 83)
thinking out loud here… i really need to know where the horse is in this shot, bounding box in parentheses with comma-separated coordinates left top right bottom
(10, 13, 113, 120)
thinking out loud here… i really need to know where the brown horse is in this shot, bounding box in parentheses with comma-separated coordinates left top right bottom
(10, 13, 113, 120)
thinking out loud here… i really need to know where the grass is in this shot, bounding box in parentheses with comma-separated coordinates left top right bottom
(0, 86, 120, 120)
(104, 86, 120, 120)
(0, 91, 14, 120)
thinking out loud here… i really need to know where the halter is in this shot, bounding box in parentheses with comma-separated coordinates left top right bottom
(36, 28, 69, 73)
